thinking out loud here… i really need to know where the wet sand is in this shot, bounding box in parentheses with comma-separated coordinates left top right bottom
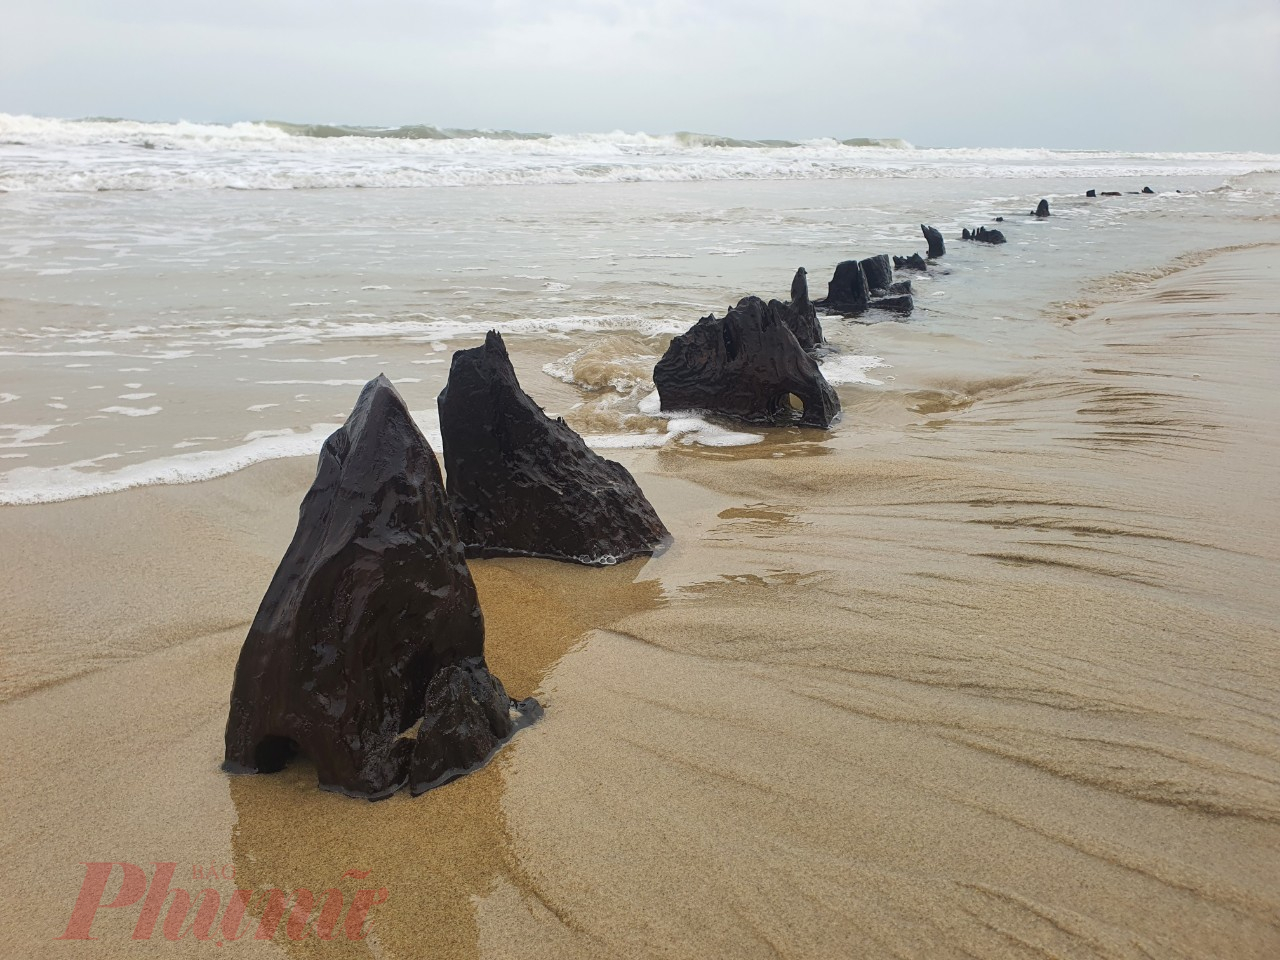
(2, 246, 1279, 958)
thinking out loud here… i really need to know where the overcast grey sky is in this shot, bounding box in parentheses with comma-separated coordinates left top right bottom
(3, 0, 1278, 150)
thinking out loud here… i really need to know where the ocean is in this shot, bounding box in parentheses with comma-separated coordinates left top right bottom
(3, 113, 1278, 507)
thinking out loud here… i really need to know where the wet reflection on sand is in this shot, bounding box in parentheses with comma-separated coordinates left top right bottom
(227, 558, 665, 960)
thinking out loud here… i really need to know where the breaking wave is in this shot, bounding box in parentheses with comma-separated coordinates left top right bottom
(3, 113, 1277, 192)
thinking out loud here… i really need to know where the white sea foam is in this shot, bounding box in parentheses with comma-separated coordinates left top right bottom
(29, 314, 688, 351)
(99, 405, 162, 417)
(251, 314, 688, 348)
(0, 423, 66, 449)
(0, 422, 343, 505)
(0, 350, 118, 357)
(637, 391, 662, 415)
(599, 391, 763, 449)
(819, 354, 888, 385)
(586, 415, 762, 450)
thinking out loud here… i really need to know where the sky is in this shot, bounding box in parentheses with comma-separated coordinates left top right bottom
(2, 0, 1278, 151)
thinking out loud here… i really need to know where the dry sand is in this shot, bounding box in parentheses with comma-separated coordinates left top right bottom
(1, 247, 1278, 958)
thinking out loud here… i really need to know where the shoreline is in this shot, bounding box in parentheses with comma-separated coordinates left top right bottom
(2, 243, 1279, 957)
(4, 235, 1273, 514)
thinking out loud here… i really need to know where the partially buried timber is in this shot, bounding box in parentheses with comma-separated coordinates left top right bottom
(654, 295, 841, 429)
(438, 330, 670, 566)
(222, 374, 538, 800)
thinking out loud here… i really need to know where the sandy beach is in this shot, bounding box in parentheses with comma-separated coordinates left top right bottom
(2, 242, 1277, 958)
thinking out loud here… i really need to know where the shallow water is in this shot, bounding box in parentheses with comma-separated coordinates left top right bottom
(2, 164, 1279, 503)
